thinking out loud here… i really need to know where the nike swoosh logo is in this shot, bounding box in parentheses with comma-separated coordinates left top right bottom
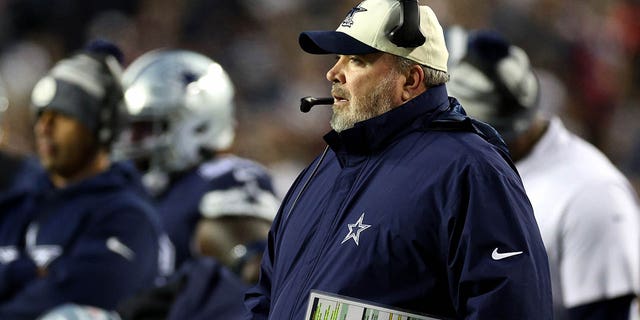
(491, 248, 523, 260)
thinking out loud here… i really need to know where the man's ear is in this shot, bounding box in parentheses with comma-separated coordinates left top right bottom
(402, 65, 425, 101)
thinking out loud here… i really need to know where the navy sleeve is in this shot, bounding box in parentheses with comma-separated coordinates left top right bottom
(445, 158, 553, 319)
(0, 256, 38, 300)
(0, 191, 39, 300)
(0, 205, 160, 319)
(243, 216, 277, 320)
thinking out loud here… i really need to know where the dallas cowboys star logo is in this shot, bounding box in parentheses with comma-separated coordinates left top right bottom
(341, 4, 367, 27)
(341, 213, 371, 246)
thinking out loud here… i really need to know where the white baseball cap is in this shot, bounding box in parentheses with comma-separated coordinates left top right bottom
(299, 0, 449, 72)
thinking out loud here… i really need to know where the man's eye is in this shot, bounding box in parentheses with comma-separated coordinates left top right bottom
(349, 56, 364, 64)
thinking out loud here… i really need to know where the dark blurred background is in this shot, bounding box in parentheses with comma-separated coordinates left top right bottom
(0, 0, 638, 196)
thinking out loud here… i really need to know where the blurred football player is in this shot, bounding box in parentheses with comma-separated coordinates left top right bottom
(0, 40, 169, 319)
(113, 49, 279, 319)
(448, 29, 640, 320)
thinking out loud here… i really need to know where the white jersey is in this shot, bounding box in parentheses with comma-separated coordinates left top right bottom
(517, 116, 640, 317)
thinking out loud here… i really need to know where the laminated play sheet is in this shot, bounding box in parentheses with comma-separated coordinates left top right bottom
(305, 290, 443, 320)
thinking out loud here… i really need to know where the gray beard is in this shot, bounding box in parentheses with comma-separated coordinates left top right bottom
(330, 76, 396, 133)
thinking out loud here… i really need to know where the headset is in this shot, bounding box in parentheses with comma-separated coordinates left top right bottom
(300, 96, 333, 113)
(389, 0, 426, 48)
(92, 52, 125, 148)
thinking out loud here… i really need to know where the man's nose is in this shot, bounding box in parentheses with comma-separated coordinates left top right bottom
(326, 57, 346, 84)
(35, 111, 55, 134)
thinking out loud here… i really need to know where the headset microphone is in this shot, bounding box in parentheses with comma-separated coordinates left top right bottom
(299, 96, 333, 113)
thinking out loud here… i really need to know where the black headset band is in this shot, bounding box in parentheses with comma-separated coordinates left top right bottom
(389, 0, 426, 48)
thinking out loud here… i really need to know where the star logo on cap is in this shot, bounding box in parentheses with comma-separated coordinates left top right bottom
(341, 4, 367, 28)
(341, 212, 371, 246)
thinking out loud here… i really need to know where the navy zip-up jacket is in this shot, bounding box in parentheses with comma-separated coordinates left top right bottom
(245, 85, 553, 319)
(0, 161, 163, 319)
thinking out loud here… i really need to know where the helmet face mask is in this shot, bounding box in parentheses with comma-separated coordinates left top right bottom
(116, 118, 170, 171)
(114, 50, 236, 179)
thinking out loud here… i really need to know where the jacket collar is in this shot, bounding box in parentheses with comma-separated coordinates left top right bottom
(323, 84, 450, 156)
(36, 161, 146, 197)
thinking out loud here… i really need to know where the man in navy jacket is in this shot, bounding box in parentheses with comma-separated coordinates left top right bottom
(0, 41, 169, 319)
(244, 0, 553, 319)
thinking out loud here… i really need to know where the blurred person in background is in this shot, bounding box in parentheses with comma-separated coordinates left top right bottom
(0, 75, 45, 308)
(0, 40, 170, 319)
(117, 179, 278, 320)
(112, 48, 279, 271)
(0, 78, 22, 189)
(448, 29, 640, 320)
(0, 76, 40, 192)
(0, 72, 42, 202)
(112, 49, 279, 319)
(245, 0, 553, 318)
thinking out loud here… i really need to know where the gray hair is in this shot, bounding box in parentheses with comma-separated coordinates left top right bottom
(394, 56, 449, 87)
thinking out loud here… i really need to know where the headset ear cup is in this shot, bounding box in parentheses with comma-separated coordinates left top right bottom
(96, 55, 124, 148)
(388, 0, 426, 48)
(98, 104, 113, 145)
(101, 83, 124, 148)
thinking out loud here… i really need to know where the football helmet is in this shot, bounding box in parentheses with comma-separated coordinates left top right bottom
(447, 29, 540, 142)
(38, 303, 121, 320)
(114, 49, 236, 191)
